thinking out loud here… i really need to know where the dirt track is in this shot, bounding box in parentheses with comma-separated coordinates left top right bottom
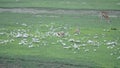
(0, 8, 120, 17)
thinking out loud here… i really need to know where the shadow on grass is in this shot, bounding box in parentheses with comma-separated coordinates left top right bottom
(0, 56, 103, 68)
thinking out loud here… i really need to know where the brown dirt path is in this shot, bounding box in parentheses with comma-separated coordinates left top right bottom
(0, 8, 120, 17)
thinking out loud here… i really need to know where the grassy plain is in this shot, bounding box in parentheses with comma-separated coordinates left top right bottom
(0, 10, 120, 68)
(0, 0, 120, 68)
(0, 0, 120, 10)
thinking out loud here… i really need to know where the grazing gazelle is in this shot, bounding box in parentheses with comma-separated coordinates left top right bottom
(74, 28, 80, 35)
(100, 11, 111, 23)
(57, 31, 65, 37)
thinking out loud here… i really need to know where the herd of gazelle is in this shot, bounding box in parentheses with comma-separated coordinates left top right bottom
(57, 11, 111, 37)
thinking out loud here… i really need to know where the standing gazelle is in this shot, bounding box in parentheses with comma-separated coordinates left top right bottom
(74, 28, 80, 35)
(100, 11, 111, 23)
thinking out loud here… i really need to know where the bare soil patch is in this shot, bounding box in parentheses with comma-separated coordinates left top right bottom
(0, 8, 120, 17)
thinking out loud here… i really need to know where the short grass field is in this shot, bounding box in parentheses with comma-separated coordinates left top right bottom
(0, 0, 120, 68)
(0, 0, 120, 10)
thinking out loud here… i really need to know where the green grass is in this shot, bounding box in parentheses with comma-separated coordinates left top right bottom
(0, 0, 120, 10)
(0, 10, 120, 68)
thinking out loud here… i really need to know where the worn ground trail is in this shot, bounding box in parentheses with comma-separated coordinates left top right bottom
(0, 8, 120, 17)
